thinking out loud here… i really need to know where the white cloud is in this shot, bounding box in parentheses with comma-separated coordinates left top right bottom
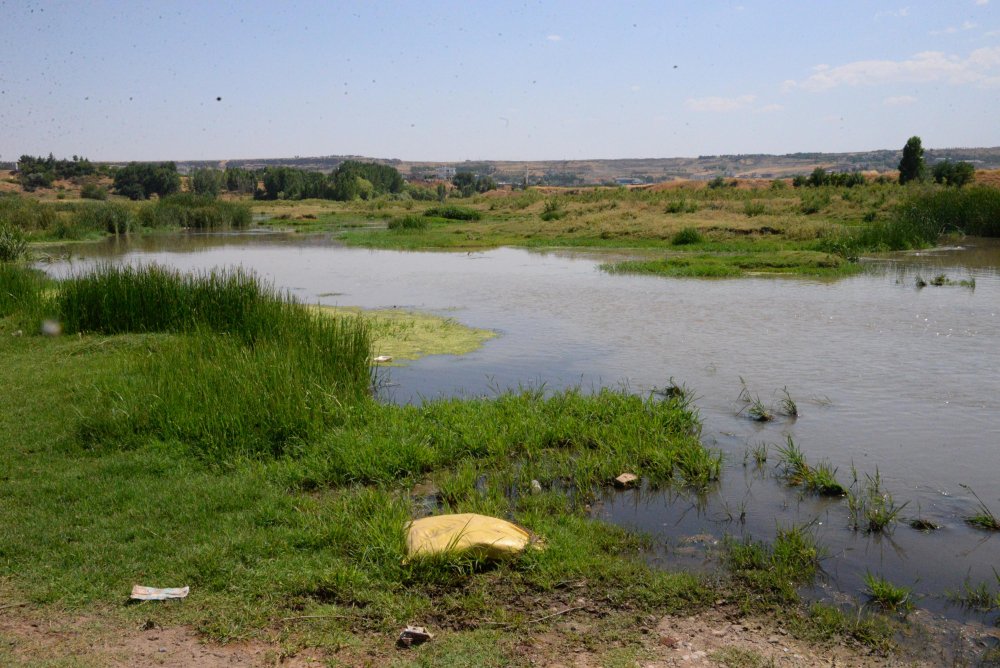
(788, 47, 1000, 91)
(875, 7, 910, 19)
(883, 95, 918, 106)
(629, 85, 641, 92)
(930, 20, 977, 34)
(684, 94, 756, 112)
(546, 34, 562, 42)
(976, 0, 988, 5)
(756, 103, 785, 113)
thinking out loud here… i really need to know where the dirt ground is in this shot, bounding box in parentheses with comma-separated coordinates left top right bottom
(4, 603, 997, 667)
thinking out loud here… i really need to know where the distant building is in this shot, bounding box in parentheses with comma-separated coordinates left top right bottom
(614, 177, 644, 185)
(434, 166, 457, 180)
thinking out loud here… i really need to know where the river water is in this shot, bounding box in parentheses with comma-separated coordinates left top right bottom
(40, 233, 1000, 624)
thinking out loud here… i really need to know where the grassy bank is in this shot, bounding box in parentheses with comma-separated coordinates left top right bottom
(0, 264, 912, 664)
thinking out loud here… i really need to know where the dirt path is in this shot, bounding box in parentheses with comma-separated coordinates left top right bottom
(8, 603, 996, 667)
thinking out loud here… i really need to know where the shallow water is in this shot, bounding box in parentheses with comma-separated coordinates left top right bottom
(40, 233, 1000, 623)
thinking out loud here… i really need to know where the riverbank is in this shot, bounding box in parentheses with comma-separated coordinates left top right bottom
(2, 264, 998, 666)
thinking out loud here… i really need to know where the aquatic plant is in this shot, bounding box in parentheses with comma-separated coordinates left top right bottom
(775, 436, 846, 496)
(946, 571, 1000, 612)
(778, 386, 798, 417)
(863, 573, 912, 613)
(847, 468, 908, 533)
(727, 524, 821, 603)
(960, 484, 1000, 531)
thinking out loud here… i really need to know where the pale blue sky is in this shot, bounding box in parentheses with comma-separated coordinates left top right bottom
(1, 0, 997, 162)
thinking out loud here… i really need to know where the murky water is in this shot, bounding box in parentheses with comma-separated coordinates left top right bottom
(40, 233, 1000, 624)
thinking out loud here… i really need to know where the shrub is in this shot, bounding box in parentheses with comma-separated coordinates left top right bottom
(671, 227, 703, 245)
(664, 198, 698, 214)
(0, 197, 58, 232)
(743, 200, 767, 217)
(540, 199, 564, 221)
(423, 205, 482, 221)
(80, 183, 107, 200)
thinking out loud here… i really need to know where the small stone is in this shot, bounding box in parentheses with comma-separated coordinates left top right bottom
(659, 635, 679, 647)
(530, 479, 543, 494)
(768, 636, 781, 644)
(614, 473, 639, 488)
(712, 629, 726, 637)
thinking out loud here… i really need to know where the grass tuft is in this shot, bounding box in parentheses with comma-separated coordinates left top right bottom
(847, 468, 907, 533)
(960, 484, 1000, 531)
(863, 573, 912, 613)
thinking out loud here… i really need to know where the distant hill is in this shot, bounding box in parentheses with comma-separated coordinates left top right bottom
(174, 147, 1000, 186)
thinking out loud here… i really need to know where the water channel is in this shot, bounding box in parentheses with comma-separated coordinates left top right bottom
(40, 232, 1000, 626)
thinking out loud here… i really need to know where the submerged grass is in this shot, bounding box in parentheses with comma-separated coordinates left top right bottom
(960, 484, 1000, 531)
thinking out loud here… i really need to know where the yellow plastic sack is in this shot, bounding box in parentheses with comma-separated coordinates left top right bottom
(405, 513, 531, 560)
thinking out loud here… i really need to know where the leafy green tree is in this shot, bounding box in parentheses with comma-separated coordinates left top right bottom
(190, 168, 224, 198)
(932, 160, 975, 187)
(452, 171, 497, 197)
(898, 136, 926, 185)
(330, 161, 403, 200)
(224, 167, 258, 194)
(113, 162, 181, 200)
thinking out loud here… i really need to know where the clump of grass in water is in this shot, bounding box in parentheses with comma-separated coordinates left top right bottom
(946, 571, 1000, 612)
(863, 573, 913, 613)
(775, 436, 846, 496)
(743, 441, 768, 468)
(778, 386, 798, 417)
(960, 484, 1000, 531)
(847, 467, 908, 533)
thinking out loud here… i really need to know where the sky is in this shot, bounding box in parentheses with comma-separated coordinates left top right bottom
(1, 0, 998, 162)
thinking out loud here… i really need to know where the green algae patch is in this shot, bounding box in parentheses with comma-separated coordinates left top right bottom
(314, 305, 496, 364)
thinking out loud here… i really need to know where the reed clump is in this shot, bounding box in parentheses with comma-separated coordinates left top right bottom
(138, 194, 251, 230)
(847, 468, 907, 533)
(387, 215, 429, 231)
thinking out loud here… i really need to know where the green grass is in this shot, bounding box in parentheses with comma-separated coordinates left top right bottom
(726, 525, 820, 605)
(423, 205, 483, 221)
(847, 468, 907, 534)
(670, 226, 703, 245)
(774, 436, 846, 496)
(0, 224, 28, 261)
(960, 484, 1000, 531)
(388, 214, 430, 231)
(863, 573, 913, 613)
(601, 250, 859, 279)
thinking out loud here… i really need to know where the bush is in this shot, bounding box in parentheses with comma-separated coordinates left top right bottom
(664, 198, 698, 214)
(423, 205, 482, 221)
(80, 183, 107, 200)
(744, 200, 767, 217)
(540, 199, 564, 221)
(671, 227, 703, 245)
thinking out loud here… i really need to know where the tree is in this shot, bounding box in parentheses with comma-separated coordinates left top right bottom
(113, 162, 181, 200)
(190, 168, 223, 197)
(932, 160, 975, 187)
(898, 136, 926, 185)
